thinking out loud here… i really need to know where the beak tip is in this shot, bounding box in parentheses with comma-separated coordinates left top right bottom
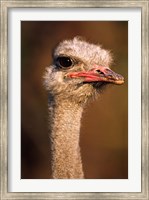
(116, 78, 124, 85)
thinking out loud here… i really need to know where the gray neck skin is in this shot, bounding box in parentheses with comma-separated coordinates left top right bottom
(48, 95, 84, 179)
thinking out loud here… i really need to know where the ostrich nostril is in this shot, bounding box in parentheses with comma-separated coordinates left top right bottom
(96, 70, 104, 75)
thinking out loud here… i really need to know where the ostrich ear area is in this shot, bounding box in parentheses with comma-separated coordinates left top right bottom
(65, 66, 124, 85)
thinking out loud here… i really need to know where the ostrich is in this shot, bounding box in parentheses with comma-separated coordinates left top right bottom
(44, 37, 124, 179)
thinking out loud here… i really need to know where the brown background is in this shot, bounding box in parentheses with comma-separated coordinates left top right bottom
(21, 21, 128, 179)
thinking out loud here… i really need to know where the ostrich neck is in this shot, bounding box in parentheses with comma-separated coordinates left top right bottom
(48, 95, 84, 179)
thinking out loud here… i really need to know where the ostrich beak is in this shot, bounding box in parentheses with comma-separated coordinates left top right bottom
(66, 66, 124, 85)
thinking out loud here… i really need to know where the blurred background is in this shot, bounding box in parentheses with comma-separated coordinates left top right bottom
(21, 21, 128, 179)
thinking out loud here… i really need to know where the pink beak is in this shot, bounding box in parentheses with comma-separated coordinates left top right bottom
(66, 66, 124, 85)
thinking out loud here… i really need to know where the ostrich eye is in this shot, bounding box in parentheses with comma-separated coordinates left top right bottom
(55, 56, 74, 68)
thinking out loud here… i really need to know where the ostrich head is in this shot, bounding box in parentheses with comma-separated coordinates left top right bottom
(44, 37, 124, 104)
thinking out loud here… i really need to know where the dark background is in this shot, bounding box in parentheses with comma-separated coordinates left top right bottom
(21, 21, 128, 179)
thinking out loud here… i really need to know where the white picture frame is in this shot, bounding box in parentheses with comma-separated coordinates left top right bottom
(0, 1, 148, 199)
